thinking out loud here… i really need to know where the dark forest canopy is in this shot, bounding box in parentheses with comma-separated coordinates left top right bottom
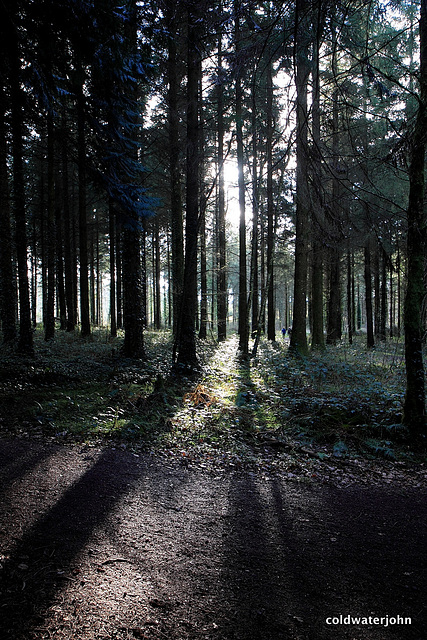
(0, 0, 426, 439)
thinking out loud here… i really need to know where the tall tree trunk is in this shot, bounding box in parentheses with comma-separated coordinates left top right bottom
(310, 4, 325, 352)
(165, 0, 184, 337)
(61, 110, 75, 331)
(45, 111, 56, 340)
(76, 76, 91, 337)
(364, 239, 375, 349)
(174, 1, 201, 370)
(109, 197, 117, 337)
(122, 1, 145, 358)
(266, 60, 275, 342)
(217, 12, 227, 342)
(198, 67, 207, 341)
(235, 0, 249, 356)
(55, 172, 67, 331)
(0, 88, 17, 343)
(326, 90, 342, 345)
(199, 210, 208, 339)
(154, 219, 161, 330)
(116, 228, 123, 329)
(290, 0, 310, 356)
(250, 82, 259, 339)
(10, 50, 33, 355)
(403, 0, 427, 437)
(379, 247, 387, 341)
(347, 246, 352, 345)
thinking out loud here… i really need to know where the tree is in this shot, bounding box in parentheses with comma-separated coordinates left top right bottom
(403, 0, 427, 439)
(290, 0, 310, 357)
(235, 0, 249, 357)
(174, 0, 203, 371)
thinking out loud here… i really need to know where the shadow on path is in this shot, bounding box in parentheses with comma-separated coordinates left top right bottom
(223, 476, 426, 640)
(0, 447, 138, 640)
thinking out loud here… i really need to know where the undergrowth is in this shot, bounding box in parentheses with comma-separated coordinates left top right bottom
(0, 327, 424, 467)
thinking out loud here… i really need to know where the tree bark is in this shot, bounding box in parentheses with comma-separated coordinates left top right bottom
(403, 0, 427, 437)
(364, 239, 375, 349)
(217, 11, 227, 342)
(290, 0, 310, 356)
(10, 46, 33, 355)
(45, 111, 56, 341)
(174, 1, 201, 370)
(165, 0, 184, 337)
(76, 76, 91, 338)
(266, 60, 275, 342)
(235, 0, 249, 356)
(0, 87, 17, 343)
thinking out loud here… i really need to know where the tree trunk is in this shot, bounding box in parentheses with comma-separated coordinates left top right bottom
(403, 0, 427, 437)
(10, 49, 33, 355)
(76, 77, 91, 338)
(165, 0, 184, 337)
(217, 12, 227, 342)
(290, 0, 310, 356)
(174, 1, 201, 370)
(0, 88, 17, 343)
(45, 111, 56, 341)
(109, 197, 117, 337)
(364, 240, 375, 349)
(199, 210, 208, 339)
(235, 0, 249, 356)
(61, 110, 75, 332)
(250, 83, 259, 339)
(310, 7, 325, 351)
(266, 60, 275, 342)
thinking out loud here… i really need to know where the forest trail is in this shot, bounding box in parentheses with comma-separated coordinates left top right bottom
(0, 436, 425, 640)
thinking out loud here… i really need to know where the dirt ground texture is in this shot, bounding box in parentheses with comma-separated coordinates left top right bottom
(0, 437, 426, 640)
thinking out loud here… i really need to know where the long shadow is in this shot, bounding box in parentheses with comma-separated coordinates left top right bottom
(222, 473, 426, 640)
(268, 478, 427, 639)
(221, 472, 306, 640)
(0, 438, 55, 496)
(315, 484, 427, 639)
(0, 448, 139, 640)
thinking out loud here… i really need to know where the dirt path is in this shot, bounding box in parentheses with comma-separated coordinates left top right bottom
(0, 437, 426, 640)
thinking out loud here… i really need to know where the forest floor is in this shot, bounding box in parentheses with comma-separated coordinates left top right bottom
(0, 330, 426, 639)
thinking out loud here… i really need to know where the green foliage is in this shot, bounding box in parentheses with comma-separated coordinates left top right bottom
(0, 330, 423, 470)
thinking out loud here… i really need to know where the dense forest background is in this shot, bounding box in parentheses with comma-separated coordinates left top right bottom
(0, 0, 426, 446)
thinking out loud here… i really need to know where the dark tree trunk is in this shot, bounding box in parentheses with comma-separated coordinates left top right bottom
(403, 0, 427, 437)
(250, 84, 259, 339)
(199, 210, 208, 339)
(380, 247, 387, 341)
(235, 0, 249, 356)
(266, 61, 275, 342)
(10, 50, 33, 355)
(109, 197, 117, 337)
(55, 171, 67, 331)
(61, 111, 75, 332)
(310, 7, 325, 351)
(116, 228, 122, 330)
(154, 219, 161, 330)
(45, 111, 56, 341)
(122, 1, 145, 358)
(0, 88, 17, 343)
(174, 1, 201, 370)
(217, 12, 227, 342)
(347, 247, 352, 345)
(165, 0, 184, 337)
(76, 77, 91, 337)
(290, 0, 310, 356)
(364, 240, 375, 349)
(122, 222, 145, 357)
